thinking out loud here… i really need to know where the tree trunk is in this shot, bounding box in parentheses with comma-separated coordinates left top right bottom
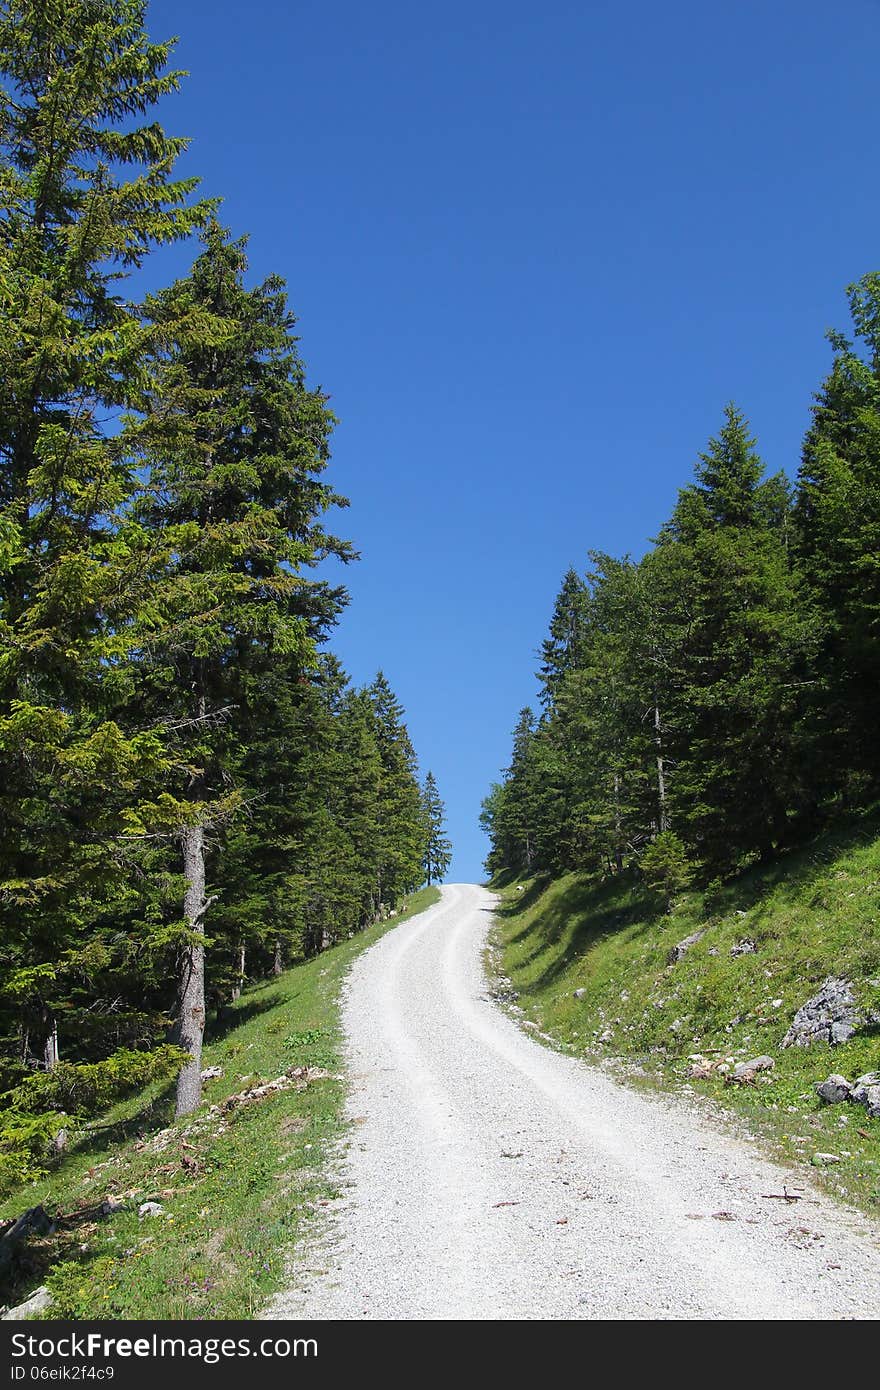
(273, 938, 283, 975)
(231, 943, 245, 1001)
(654, 700, 668, 834)
(41, 1009, 59, 1070)
(174, 823, 207, 1117)
(613, 770, 623, 872)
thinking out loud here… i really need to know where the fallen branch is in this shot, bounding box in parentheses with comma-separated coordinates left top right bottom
(761, 1189, 802, 1203)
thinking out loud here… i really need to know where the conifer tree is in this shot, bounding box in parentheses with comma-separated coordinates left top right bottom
(538, 568, 588, 709)
(650, 407, 807, 871)
(0, 0, 207, 1070)
(795, 273, 880, 797)
(366, 673, 425, 912)
(421, 772, 452, 885)
(129, 224, 350, 1115)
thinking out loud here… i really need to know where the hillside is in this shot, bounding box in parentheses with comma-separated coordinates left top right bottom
(490, 818, 880, 1214)
(0, 889, 438, 1320)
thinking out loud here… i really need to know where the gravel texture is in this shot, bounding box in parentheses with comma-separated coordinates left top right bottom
(264, 884, 880, 1320)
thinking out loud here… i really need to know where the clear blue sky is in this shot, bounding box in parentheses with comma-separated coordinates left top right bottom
(147, 0, 879, 881)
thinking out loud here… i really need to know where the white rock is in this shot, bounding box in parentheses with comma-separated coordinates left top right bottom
(2, 1287, 53, 1321)
(732, 1055, 775, 1080)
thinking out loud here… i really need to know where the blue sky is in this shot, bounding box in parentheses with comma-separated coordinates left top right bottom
(147, 0, 879, 880)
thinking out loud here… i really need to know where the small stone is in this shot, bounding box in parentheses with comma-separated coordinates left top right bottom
(573, 988, 586, 1000)
(730, 938, 757, 957)
(851, 1071, 880, 1106)
(667, 930, 705, 964)
(864, 1086, 880, 1120)
(200, 1065, 223, 1081)
(138, 1201, 164, 1218)
(597, 1028, 613, 1043)
(816, 1075, 852, 1104)
(732, 1055, 775, 1080)
(811, 1152, 842, 1166)
(99, 1196, 126, 1217)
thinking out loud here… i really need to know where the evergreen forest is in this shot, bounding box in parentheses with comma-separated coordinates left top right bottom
(0, 0, 451, 1194)
(483, 286, 880, 896)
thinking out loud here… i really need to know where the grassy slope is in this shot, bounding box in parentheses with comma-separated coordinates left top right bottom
(0, 887, 440, 1319)
(491, 821, 880, 1214)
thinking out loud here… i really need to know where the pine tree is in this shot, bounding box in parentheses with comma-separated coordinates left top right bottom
(421, 772, 452, 885)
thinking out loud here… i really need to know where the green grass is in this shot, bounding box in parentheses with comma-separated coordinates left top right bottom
(0, 887, 440, 1319)
(491, 820, 880, 1216)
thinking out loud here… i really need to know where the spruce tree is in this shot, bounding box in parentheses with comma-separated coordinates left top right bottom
(421, 772, 452, 885)
(655, 406, 808, 871)
(129, 224, 349, 1115)
(366, 673, 425, 912)
(795, 273, 880, 798)
(0, 0, 207, 1070)
(538, 568, 588, 710)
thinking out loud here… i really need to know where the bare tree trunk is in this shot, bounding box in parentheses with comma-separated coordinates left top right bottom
(174, 823, 207, 1117)
(231, 943, 245, 1001)
(41, 1010, 59, 1070)
(613, 770, 623, 872)
(654, 700, 668, 834)
(273, 938, 283, 976)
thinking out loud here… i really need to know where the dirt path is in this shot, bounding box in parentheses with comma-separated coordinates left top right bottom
(264, 884, 880, 1320)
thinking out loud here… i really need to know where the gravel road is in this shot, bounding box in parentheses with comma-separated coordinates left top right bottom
(264, 883, 880, 1320)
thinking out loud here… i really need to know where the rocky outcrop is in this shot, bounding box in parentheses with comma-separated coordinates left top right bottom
(781, 977, 861, 1047)
(815, 1071, 880, 1119)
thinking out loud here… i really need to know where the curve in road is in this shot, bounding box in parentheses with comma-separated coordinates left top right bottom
(264, 884, 880, 1320)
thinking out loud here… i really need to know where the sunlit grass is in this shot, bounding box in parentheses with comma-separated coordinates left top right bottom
(0, 888, 440, 1319)
(492, 823, 880, 1217)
